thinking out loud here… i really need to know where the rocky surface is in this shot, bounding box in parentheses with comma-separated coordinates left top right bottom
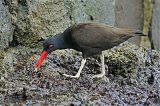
(151, 0, 160, 51)
(72, 0, 115, 25)
(4, 0, 72, 47)
(0, 0, 13, 50)
(0, 42, 160, 105)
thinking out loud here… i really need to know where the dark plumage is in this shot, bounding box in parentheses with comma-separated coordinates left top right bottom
(35, 22, 145, 79)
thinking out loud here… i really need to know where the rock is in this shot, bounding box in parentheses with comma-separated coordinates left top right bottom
(71, 0, 115, 25)
(14, 0, 72, 47)
(0, 0, 13, 50)
(115, 0, 144, 45)
(141, 0, 152, 48)
(4, 0, 72, 47)
(151, 0, 160, 51)
(0, 43, 160, 105)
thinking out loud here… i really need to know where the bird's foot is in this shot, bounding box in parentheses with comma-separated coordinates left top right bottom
(92, 74, 110, 82)
(63, 73, 80, 78)
(91, 73, 105, 79)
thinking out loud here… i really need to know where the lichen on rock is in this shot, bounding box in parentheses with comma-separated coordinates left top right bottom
(0, 0, 13, 50)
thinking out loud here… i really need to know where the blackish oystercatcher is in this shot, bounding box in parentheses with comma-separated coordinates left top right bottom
(34, 23, 145, 79)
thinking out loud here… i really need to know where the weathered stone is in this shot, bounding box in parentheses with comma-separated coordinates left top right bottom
(115, 0, 144, 45)
(141, 0, 152, 48)
(13, 0, 72, 47)
(0, 42, 160, 105)
(0, 1, 13, 50)
(151, 0, 160, 51)
(71, 0, 115, 25)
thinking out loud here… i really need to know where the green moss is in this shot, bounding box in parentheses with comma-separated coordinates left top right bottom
(0, 51, 5, 67)
(104, 43, 142, 78)
(0, 50, 5, 59)
(105, 52, 137, 78)
(0, 50, 6, 77)
(143, 0, 152, 34)
(141, 0, 152, 48)
(17, 33, 40, 47)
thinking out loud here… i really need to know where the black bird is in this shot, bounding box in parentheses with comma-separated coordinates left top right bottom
(34, 23, 145, 79)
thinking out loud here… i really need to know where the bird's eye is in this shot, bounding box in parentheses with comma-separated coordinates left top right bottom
(49, 45, 53, 48)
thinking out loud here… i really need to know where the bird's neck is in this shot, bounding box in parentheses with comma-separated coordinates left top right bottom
(53, 33, 71, 50)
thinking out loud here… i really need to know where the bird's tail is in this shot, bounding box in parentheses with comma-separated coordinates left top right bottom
(134, 30, 147, 36)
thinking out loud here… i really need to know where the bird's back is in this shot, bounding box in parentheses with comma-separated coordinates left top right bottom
(63, 23, 142, 57)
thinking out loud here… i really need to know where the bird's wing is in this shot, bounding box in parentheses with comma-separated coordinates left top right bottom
(71, 23, 135, 50)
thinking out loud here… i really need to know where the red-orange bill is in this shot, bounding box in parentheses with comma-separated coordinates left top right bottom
(34, 50, 48, 69)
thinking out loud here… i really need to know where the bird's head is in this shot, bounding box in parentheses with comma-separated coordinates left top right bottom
(42, 37, 57, 53)
(34, 36, 58, 70)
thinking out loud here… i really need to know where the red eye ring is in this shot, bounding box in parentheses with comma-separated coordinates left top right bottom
(49, 45, 53, 48)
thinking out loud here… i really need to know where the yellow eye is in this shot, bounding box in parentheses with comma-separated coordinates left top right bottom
(49, 45, 53, 48)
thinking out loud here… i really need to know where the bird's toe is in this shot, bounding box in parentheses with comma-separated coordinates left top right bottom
(63, 74, 80, 78)
(92, 74, 110, 83)
(91, 74, 105, 79)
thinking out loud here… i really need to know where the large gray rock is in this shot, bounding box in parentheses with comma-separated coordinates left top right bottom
(71, 0, 115, 25)
(115, 0, 144, 45)
(151, 0, 160, 51)
(13, 0, 71, 46)
(0, 1, 13, 50)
